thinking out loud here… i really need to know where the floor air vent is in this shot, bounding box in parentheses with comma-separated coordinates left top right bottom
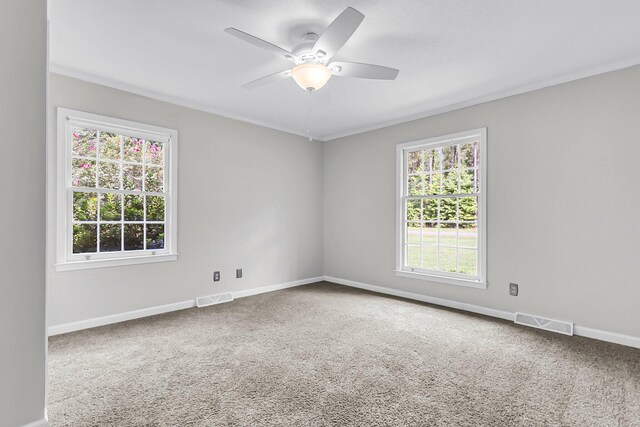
(514, 312, 573, 336)
(196, 292, 234, 308)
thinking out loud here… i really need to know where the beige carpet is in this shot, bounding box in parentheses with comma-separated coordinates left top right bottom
(48, 282, 640, 426)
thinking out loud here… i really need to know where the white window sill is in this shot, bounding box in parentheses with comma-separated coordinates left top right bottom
(56, 253, 178, 271)
(395, 270, 487, 289)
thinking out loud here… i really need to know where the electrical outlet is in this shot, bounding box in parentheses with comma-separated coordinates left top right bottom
(213, 271, 220, 282)
(236, 269, 242, 279)
(509, 283, 519, 296)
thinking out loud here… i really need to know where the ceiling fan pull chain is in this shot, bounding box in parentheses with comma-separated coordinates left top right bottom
(306, 90, 314, 141)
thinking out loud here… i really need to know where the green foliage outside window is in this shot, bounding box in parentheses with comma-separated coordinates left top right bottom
(71, 127, 166, 254)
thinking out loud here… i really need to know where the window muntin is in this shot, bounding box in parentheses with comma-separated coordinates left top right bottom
(57, 108, 177, 269)
(397, 129, 486, 286)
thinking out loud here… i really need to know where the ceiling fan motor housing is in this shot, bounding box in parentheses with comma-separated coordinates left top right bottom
(293, 33, 324, 64)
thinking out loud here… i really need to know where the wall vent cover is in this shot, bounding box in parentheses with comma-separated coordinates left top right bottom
(196, 292, 234, 308)
(514, 312, 573, 336)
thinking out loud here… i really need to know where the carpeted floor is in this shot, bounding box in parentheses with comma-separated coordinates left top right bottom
(48, 282, 640, 426)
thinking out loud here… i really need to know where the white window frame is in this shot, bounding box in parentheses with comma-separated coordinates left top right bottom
(395, 128, 487, 289)
(56, 108, 178, 271)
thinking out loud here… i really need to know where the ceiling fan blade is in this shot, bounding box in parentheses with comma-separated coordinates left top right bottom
(242, 69, 291, 89)
(329, 61, 399, 80)
(225, 28, 297, 62)
(313, 7, 364, 61)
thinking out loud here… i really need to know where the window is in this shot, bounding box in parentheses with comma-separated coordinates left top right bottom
(396, 128, 486, 288)
(56, 108, 178, 270)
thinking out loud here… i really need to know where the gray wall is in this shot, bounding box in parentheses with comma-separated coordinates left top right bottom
(0, 0, 47, 426)
(47, 74, 323, 327)
(323, 65, 640, 337)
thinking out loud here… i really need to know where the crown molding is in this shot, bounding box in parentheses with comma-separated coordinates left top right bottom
(48, 64, 320, 141)
(321, 56, 640, 141)
(51, 56, 640, 143)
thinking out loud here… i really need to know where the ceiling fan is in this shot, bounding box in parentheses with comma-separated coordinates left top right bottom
(224, 7, 399, 92)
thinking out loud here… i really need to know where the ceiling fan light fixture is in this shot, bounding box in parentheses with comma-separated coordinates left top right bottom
(291, 63, 332, 91)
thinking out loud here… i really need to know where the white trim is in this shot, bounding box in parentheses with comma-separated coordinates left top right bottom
(48, 299, 195, 336)
(46, 275, 640, 348)
(324, 276, 512, 320)
(323, 57, 640, 141)
(51, 59, 640, 143)
(573, 325, 640, 349)
(49, 65, 319, 141)
(20, 418, 48, 427)
(55, 253, 178, 271)
(51, 59, 640, 142)
(47, 276, 323, 336)
(55, 107, 179, 269)
(323, 275, 640, 349)
(394, 270, 487, 289)
(232, 276, 323, 299)
(396, 128, 487, 286)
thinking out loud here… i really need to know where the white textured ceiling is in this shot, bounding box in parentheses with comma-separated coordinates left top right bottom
(49, 0, 640, 140)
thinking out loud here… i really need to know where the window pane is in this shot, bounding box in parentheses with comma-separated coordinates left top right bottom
(422, 223, 438, 245)
(460, 169, 475, 194)
(72, 159, 96, 187)
(439, 225, 457, 247)
(401, 135, 481, 279)
(406, 199, 421, 221)
(406, 222, 420, 244)
(73, 224, 97, 253)
(123, 164, 143, 191)
(425, 149, 439, 173)
(146, 224, 165, 249)
(459, 223, 478, 249)
(474, 143, 480, 168)
(460, 142, 478, 168)
(458, 249, 478, 276)
(406, 244, 420, 268)
(72, 128, 97, 158)
(100, 224, 122, 252)
(100, 132, 121, 160)
(145, 140, 164, 166)
(422, 199, 438, 221)
(421, 245, 437, 270)
(146, 195, 165, 221)
(124, 224, 144, 251)
(459, 197, 477, 222)
(441, 145, 458, 170)
(425, 173, 440, 195)
(123, 136, 144, 163)
(73, 192, 97, 221)
(442, 170, 459, 194)
(100, 193, 122, 221)
(439, 247, 457, 273)
(407, 175, 422, 196)
(124, 194, 144, 221)
(440, 197, 457, 222)
(98, 161, 121, 189)
(145, 166, 164, 193)
(433, 148, 443, 171)
(407, 151, 423, 174)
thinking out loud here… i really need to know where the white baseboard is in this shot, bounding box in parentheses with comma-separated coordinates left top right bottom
(323, 276, 640, 349)
(572, 325, 640, 349)
(323, 276, 514, 321)
(232, 276, 323, 299)
(47, 275, 640, 349)
(21, 418, 48, 427)
(48, 276, 323, 336)
(48, 299, 196, 336)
